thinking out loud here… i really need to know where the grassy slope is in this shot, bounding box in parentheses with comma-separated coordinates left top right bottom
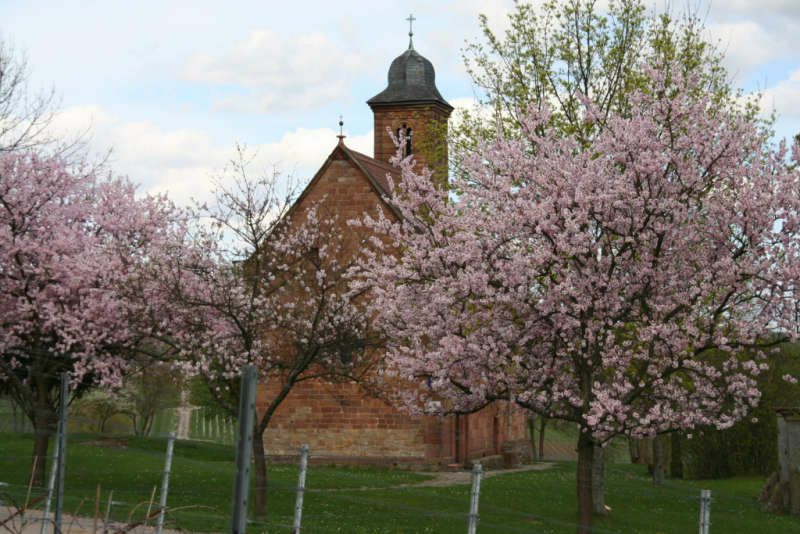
(1, 433, 798, 533)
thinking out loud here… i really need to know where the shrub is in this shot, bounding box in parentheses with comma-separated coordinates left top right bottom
(685, 343, 800, 478)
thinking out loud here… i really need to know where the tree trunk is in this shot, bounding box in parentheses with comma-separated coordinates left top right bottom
(653, 435, 665, 485)
(640, 438, 654, 473)
(527, 415, 537, 460)
(576, 431, 594, 533)
(592, 443, 608, 516)
(252, 428, 268, 518)
(538, 417, 547, 461)
(30, 403, 56, 487)
(143, 412, 155, 437)
(100, 414, 111, 434)
(670, 433, 683, 479)
(132, 414, 144, 436)
(12, 401, 22, 433)
(628, 437, 640, 464)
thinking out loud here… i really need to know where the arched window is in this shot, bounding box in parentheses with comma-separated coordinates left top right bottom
(396, 124, 413, 157)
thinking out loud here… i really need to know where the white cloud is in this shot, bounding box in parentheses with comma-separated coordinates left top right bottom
(182, 30, 374, 113)
(445, 0, 513, 37)
(714, 0, 800, 18)
(703, 2, 800, 85)
(759, 68, 800, 120)
(450, 96, 481, 111)
(708, 20, 783, 82)
(50, 105, 222, 199)
(449, 96, 491, 123)
(214, 80, 350, 114)
(49, 105, 373, 206)
(447, 96, 501, 138)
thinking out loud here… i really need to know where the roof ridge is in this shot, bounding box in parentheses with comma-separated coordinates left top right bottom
(348, 149, 397, 171)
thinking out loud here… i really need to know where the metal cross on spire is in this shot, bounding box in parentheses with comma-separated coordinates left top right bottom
(337, 115, 345, 143)
(406, 14, 416, 49)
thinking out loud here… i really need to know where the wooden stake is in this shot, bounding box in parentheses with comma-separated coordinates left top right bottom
(103, 490, 113, 534)
(66, 498, 86, 534)
(24, 454, 38, 511)
(144, 485, 157, 526)
(93, 484, 101, 534)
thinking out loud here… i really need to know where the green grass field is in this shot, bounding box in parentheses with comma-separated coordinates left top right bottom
(1, 433, 798, 533)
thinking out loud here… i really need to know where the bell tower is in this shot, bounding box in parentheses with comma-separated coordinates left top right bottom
(367, 16, 453, 184)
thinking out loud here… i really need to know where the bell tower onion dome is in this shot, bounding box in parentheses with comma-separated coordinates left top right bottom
(367, 16, 452, 182)
(367, 48, 452, 110)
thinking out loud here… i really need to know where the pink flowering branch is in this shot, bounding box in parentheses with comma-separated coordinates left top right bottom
(144, 146, 378, 516)
(356, 61, 800, 528)
(0, 150, 187, 485)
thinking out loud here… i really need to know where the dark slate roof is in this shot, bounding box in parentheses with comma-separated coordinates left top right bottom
(338, 143, 403, 220)
(346, 146, 398, 196)
(367, 47, 453, 111)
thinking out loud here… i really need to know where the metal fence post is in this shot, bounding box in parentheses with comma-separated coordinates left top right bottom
(53, 372, 69, 533)
(698, 489, 711, 534)
(39, 426, 60, 534)
(231, 365, 257, 534)
(467, 462, 482, 534)
(156, 431, 176, 534)
(291, 444, 310, 534)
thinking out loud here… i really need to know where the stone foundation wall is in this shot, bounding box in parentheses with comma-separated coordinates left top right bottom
(260, 378, 529, 467)
(261, 379, 429, 462)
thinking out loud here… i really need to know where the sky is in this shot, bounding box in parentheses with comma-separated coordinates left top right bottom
(1, 0, 799, 206)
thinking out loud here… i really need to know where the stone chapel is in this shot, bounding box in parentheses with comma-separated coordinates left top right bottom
(258, 26, 530, 468)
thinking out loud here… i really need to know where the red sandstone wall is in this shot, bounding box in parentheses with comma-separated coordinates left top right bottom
(258, 145, 531, 466)
(463, 403, 529, 459)
(298, 155, 388, 228)
(259, 150, 434, 464)
(261, 379, 434, 464)
(261, 376, 527, 466)
(372, 103, 450, 184)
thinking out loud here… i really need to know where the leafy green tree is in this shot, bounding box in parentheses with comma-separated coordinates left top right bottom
(455, 0, 756, 153)
(72, 391, 125, 433)
(684, 343, 800, 478)
(119, 364, 182, 437)
(187, 376, 232, 420)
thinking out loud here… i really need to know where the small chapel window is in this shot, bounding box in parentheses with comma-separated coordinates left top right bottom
(396, 124, 413, 157)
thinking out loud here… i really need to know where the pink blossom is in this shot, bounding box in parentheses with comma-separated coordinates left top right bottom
(0, 150, 186, 435)
(355, 62, 800, 444)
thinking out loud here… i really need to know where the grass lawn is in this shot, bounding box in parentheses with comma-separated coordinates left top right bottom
(1, 433, 798, 533)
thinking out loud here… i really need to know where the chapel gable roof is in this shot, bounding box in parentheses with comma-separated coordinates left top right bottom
(346, 146, 397, 196)
(291, 140, 402, 220)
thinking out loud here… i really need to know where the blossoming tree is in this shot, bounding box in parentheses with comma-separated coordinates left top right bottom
(357, 66, 800, 532)
(0, 151, 183, 485)
(150, 150, 375, 516)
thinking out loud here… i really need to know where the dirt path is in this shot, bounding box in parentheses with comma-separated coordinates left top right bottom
(408, 462, 556, 488)
(308, 461, 557, 492)
(0, 506, 185, 534)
